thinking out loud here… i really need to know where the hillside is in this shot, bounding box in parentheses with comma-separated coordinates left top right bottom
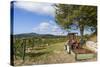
(13, 33, 55, 38)
(13, 32, 67, 39)
(88, 34, 97, 42)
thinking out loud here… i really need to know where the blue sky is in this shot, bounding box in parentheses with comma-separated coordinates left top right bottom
(12, 1, 92, 35)
(13, 1, 68, 35)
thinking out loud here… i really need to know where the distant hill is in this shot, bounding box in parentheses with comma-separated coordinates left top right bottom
(13, 33, 59, 38)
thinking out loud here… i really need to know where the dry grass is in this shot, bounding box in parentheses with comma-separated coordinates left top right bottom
(88, 34, 97, 42)
(14, 41, 97, 66)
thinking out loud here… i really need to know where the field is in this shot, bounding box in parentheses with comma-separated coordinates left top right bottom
(12, 35, 97, 66)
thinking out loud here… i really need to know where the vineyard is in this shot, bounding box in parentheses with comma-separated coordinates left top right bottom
(13, 35, 67, 65)
(11, 34, 97, 66)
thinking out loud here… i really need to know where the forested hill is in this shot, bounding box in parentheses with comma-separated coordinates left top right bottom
(13, 33, 66, 38)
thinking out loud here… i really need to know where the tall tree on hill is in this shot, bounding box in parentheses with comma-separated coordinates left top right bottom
(55, 4, 97, 41)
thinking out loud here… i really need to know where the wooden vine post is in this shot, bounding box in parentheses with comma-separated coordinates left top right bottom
(14, 38, 17, 60)
(22, 38, 26, 63)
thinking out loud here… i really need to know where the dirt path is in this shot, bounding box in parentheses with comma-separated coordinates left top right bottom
(44, 42, 76, 64)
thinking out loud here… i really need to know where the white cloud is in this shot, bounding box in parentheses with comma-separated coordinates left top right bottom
(14, 1, 55, 16)
(39, 22, 50, 30)
(52, 26, 59, 32)
(33, 22, 50, 33)
(32, 21, 67, 35)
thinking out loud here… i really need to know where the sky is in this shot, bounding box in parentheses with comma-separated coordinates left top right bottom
(12, 1, 92, 35)
(12, 1, 68, 35)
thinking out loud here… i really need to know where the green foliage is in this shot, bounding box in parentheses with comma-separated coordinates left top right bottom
(55, 4, 97, 34)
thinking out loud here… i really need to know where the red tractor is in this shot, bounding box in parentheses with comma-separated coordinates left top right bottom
(64, 33, 95, 60)
(65, 33, 80, 54)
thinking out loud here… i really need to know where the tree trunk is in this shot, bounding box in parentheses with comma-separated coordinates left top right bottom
(79, 24, 84, 46)
(80, 25, 84, 38)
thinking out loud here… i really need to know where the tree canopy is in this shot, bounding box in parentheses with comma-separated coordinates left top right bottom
(55, 4, 97, 36)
